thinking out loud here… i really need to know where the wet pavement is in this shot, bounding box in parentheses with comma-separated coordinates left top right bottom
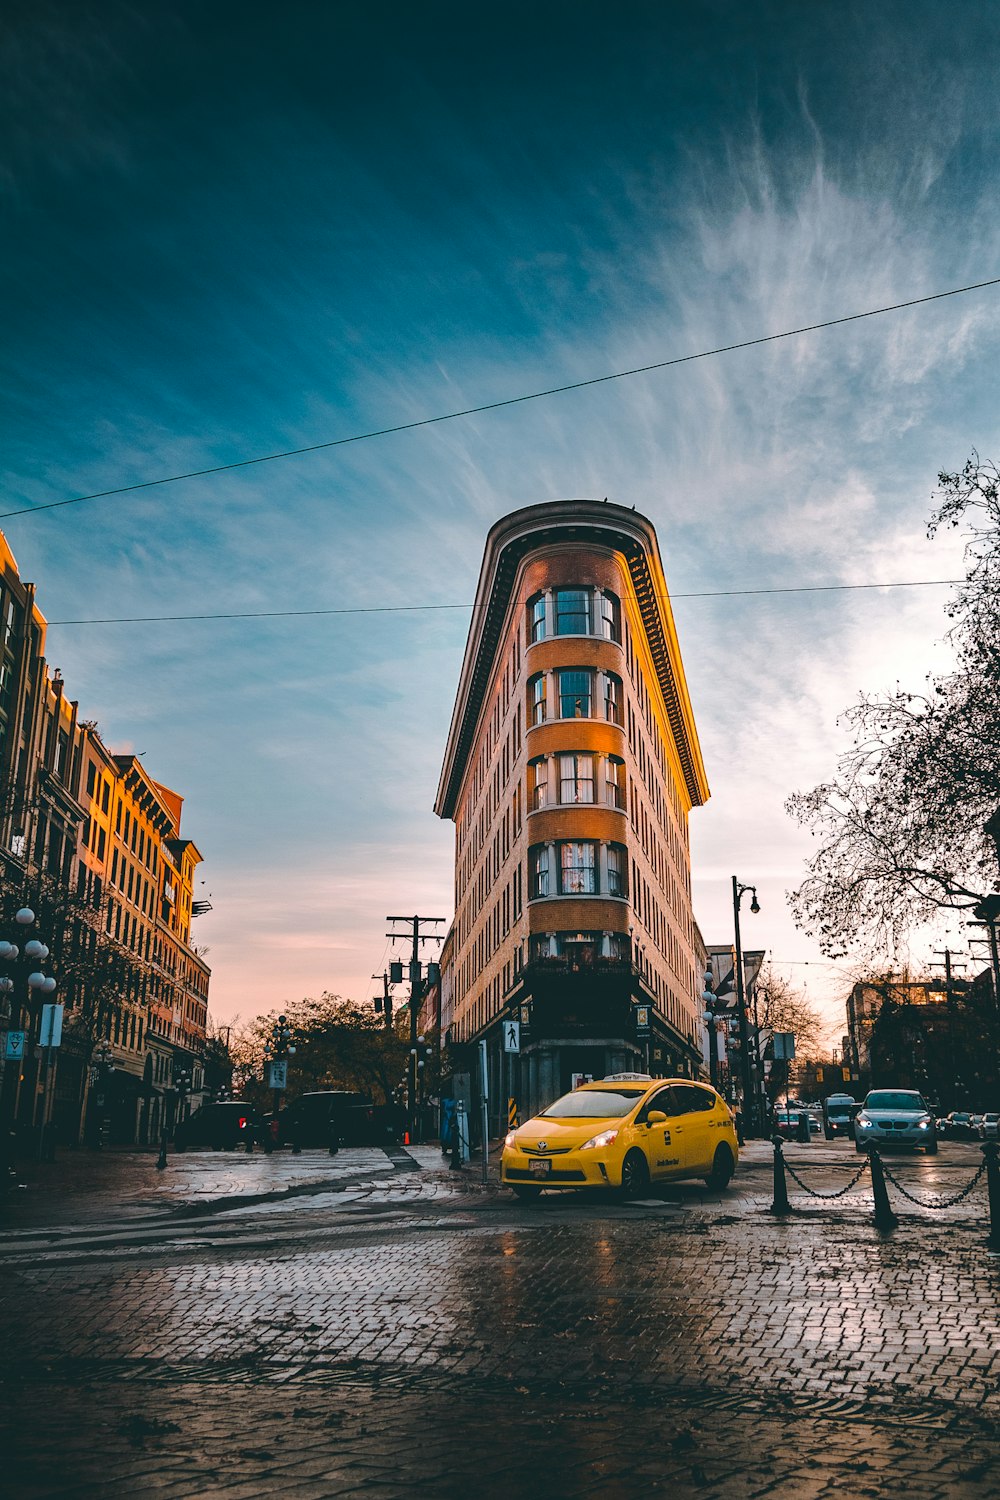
(1, 1140, 998, 1497)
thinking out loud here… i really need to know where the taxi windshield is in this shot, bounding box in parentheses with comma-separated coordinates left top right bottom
(540, 1088, 646, 1119)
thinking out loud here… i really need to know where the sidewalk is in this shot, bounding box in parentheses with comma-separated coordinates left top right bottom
(0, 1142, 448, 1233)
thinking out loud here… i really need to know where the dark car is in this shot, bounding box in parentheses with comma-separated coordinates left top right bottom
(274, 1091, 380, 1149)
(175, 1101, 259, 1151)
(943, 1111, 975, 1139)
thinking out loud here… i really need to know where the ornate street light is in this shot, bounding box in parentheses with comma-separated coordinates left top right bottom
(732, 878, 761, 1137)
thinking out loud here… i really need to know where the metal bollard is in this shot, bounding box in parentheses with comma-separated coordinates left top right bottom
(770, 1135, 791, 1215)
(796, 1111, 811, 1144)
(156, 1129, 168, 1170)
(868, 1146, 897, 1232)
(983, 1141, 1000, 1249)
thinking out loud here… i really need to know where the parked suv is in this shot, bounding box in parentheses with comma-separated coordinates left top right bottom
(854, 1090, 937, 1154)
(274, 1091, 379, 1149)
(174, 1101, 259, 1151)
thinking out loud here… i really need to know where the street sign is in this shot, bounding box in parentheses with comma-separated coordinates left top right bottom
(4, 1030, 25, 1060)
(267, 1060, 288, 1089)
(40, 1003, 64, 1048)
(503, 1020, 520, 1054)
(773, 1032, 796, 1061)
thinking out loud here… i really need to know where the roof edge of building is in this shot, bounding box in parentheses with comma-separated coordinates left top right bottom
(434, 498, 709, 819)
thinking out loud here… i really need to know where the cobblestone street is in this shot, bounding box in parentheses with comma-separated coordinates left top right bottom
(2, 1141, 998, 1497)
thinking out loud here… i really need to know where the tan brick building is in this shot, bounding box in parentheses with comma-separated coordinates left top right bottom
(435, 500, 709, 1122)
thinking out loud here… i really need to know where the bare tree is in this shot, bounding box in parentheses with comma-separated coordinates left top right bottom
(787, 453, 1000, 957)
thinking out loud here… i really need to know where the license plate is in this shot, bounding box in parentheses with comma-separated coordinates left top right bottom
(529, 1158, 551, 1176)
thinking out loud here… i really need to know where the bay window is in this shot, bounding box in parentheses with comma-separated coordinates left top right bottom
(558, 669, 592, 719)
(559, 753, 595, 804)
(529, 593, 547, 643)
(560, 841, 597, 894)
(555, 588, 592, 635)
(605, 756, 626, 808)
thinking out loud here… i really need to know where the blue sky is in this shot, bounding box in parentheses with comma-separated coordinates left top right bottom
(2, 1, 999, 1036)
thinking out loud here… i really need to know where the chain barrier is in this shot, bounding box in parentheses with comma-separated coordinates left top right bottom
(879, 1156, 988, 1210)
(782, 1155, 871, 1200)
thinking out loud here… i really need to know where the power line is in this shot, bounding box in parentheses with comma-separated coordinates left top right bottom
(4, 276, 999, 524)
(45, 575, 965, 627)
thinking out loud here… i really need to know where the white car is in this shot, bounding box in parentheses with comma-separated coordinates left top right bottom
(854, 1089, 937, 1154)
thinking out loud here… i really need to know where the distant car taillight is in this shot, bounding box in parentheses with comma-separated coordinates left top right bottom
(239, 1116, 248, 1131)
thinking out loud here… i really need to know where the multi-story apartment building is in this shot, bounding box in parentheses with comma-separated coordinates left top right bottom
(0, 529, 210, 1149)
(435, 500, 710, 1122)
(75, 736, 210, 1144)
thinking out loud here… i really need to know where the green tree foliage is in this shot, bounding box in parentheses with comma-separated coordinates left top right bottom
(0, 873, 147, 1048)
(234, 993, 412, 1106)
(786, 453, 1000, 956)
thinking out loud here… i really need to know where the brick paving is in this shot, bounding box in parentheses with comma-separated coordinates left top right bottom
(1, 1138, 999, 1498)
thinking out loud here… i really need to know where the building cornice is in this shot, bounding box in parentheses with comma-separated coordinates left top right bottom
(434, 500, 710, 819)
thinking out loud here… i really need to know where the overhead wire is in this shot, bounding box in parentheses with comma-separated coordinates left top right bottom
(4, 275, 1000, 523)
(45, 575, 965, 627)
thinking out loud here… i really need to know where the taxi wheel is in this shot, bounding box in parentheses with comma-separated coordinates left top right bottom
(704, 1144, 734, 1190)
(619, 1150, 650, 1199)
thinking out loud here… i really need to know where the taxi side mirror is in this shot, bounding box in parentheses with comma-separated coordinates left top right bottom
(646, 1110, 668, 1126)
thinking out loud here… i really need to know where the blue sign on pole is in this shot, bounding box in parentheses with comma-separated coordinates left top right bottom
(4, 1030, 26, 1060)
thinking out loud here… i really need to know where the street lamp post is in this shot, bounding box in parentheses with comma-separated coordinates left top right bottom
(732, 877, 761, 1137)
(0, 907, 57, 1157)
(702, 966, 721, 1091)
(90, 1039, 115, 1150)
(263, 1015, 296, 1152)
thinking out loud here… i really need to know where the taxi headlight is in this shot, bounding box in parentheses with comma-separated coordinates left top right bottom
(580, 1128, 618, 1151)
(504, 1130, 517, 1148)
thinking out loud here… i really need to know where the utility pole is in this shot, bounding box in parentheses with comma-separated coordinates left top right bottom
(372, 971, 394, 1028)
(386, 915, 444, 1145)
(931, 947, 965, 1107)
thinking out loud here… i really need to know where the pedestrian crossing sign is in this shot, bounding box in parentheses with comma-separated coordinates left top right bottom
(503, 1021, 520, 1054)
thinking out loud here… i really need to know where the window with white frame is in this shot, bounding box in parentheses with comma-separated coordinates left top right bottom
(604, 671, 622, 724)
(529, 844, 552, 898)
(528, 757, 549, 811)
(607, 842, 627, 897)
(559, 753, 595, 804)
(528, 672, 547, 725)
(605, 756, 626, 808)
(600, 591, 621, 643)
(554, 588, 591, 636)
(560, 841, 597, 895)
(558, 669, 592, 719)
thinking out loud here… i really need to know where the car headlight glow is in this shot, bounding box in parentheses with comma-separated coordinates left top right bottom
(504, 1130, 517, 1148)
(918, 1118, 931, 1128)
(856, 1115, 871, 1128)
(580, 1128, 618, 1151)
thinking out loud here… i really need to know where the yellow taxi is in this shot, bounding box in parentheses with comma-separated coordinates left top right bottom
(501, 1073, 738, 1200)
